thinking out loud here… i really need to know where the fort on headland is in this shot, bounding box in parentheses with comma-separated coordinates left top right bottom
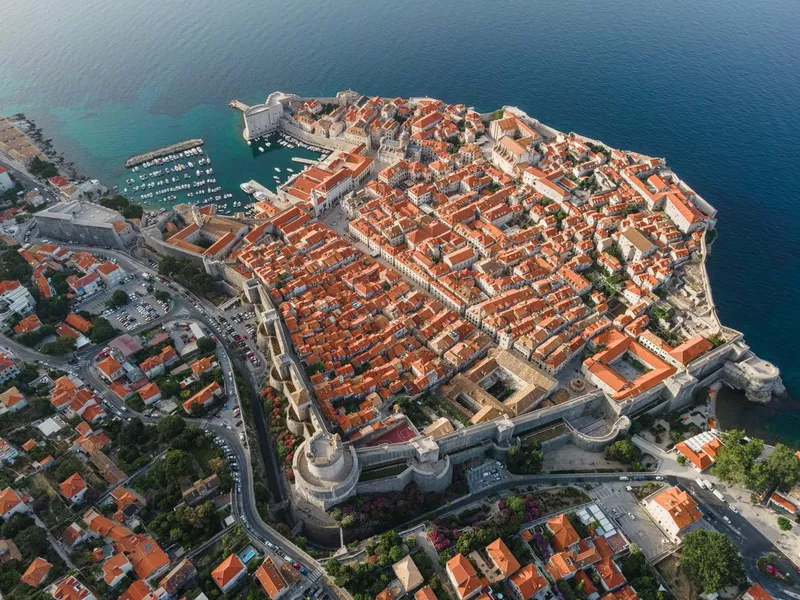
(138, 89, 783, 513)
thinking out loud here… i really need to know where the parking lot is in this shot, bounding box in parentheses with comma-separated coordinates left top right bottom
(466, 459, 509, 492)
(592, 482, 676, 560)
(76, 271, 172, 327)
(206, 302, 261, 369)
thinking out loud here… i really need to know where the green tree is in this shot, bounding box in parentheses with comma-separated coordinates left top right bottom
(28, 157, 59, 179)
(154, 290, 171, 302)
(106, 289, 130, 309)
(752, 443, 800, 491)
(605, 437, 639, 464)
(713, 429, 764, 486)
(40, 336, 76, 355)
(157, 414, 186, 441)
(197, 337, 217, 354)
(680, 530, 745, 593)
(778, 516, 793, 531)
(89, 316, 117, 343)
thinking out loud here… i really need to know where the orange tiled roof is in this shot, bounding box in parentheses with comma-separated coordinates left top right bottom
(21, 557, 52, 587)
(212, 554, 245, 589)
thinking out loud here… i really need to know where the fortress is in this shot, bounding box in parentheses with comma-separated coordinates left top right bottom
(147, 90, 784, 512)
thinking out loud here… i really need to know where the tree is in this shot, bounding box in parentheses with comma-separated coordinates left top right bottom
(753, 443, 800, 492)
(157, 414, 186, 441)
(154, 290, 171, 303)
(778, 516, 793, 531)
(197, 337, 217, 354)
(40, 336, 77, 355)
(106, 289, 130, 309)
(680, 530, 745, 593)
(605, 437, 639, 464)
(713, 429, 764, 486)
(676, 454, 687, 465)
(89, 316, 117, 343)
(28, 157, 58, 179)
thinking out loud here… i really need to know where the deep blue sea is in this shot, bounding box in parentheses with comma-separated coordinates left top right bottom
(2, 0, 800, 442)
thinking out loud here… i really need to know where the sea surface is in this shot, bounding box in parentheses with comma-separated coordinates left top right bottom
(2, 0, 800, 442)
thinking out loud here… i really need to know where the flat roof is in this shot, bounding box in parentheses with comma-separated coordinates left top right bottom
(37, 201, 122, 223)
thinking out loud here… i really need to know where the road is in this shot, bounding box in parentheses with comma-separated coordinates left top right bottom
(12, 231, 789, 598)
(8, 240, 335, 594)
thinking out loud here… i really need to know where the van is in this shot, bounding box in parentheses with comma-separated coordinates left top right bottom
(619, 476, 630, 481)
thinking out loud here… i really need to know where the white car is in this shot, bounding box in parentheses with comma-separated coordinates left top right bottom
(730, 506, 739, 514)
(723, 515, 731, 524)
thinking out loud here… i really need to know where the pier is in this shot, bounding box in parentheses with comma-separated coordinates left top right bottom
(229, 99, 250, 112)
(125, 139, 204, 168)
(291, 157, 317, 165)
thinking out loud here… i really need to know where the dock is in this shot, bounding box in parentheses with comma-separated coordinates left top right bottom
(229, 100, 250, 112)
(125, 139, 204, 168)
(291, 157, 317, 165)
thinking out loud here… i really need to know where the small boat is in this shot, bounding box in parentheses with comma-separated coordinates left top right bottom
(259, 147, 265, 152)
(287, 168, 294, 173)
(274, 167, 281, 172)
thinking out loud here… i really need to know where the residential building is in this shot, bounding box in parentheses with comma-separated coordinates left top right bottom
(485, 538, 520, 577)
(21, 557, 53, 588)
(645, 486, 703, 541)
(102, 553, 133, 587)
(0, 352, 20, 384)
(547, 514, 580, 553)
(0, 386, 26, 414)
(97, 356, 125, 382)
(181, 474, 221, 506)
(59, 473, 88, 504)
(508, 564, 549, 600)
(254, 557, 287, 599)
(392, 555, 424, 593)
(674, 431, 723, 471)
(0, 166, 13, 192)
(0, 487, 26, 520)
(446, 553, 486, 600)
(52, 576, 97, 600)
(0, 280, 36, 324)
(211, 554, 246, 593)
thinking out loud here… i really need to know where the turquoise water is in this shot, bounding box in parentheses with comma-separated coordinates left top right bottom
(2, 0, 800, 441)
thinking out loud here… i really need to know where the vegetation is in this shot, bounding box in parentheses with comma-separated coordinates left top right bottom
(679, 530, 745, 593)
(778, 516, 793, 531)
(99, 194, 144, 219)
(620, 544, 671, 600)
(154, 290, 171, 303)
(604, 436, 641, 469)
(40, 335, 77, 355)
(158, 256, 215, 295)
(89, 316, 117, 343)
(325, 531, 412, 600)
(197, 336, 217, 354)
(0, 248, 32, 282)
(506, 440, 544, 474)
(711, 429, 800, 492)
(28, 156, 59, 179)
(106, 289, 130, 309)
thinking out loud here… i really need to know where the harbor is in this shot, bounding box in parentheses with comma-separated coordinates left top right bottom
(116, 120, 325, 215)
(124, 138, 204, 168)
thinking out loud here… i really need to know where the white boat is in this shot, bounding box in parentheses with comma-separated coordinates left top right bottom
(247, 140, 252, 146)
(259, 147, 265, 152)
(287, 168, 294, 173)
(274, 168, 281, 172)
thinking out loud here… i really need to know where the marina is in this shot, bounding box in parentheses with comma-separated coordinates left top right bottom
(124, 138, 204, 168)
(118, 128, 326, 214)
